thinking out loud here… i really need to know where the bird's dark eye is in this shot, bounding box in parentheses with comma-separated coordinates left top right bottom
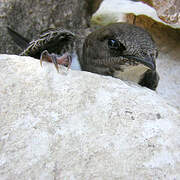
(108, 39, 119, 49)
(108, 39, 126, 52)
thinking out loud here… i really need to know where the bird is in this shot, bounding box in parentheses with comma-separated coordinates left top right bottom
(7, 23, 159, 90)
(7, 27, 79, 72)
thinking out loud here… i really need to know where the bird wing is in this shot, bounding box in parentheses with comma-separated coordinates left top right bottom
(7, 27, 76, 59)
(20, 28, 76, 58)
(7, 27, 30, 49)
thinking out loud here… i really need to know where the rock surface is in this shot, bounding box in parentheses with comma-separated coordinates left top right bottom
(0, 55, 180, 179)
(141, 0, 180, 25)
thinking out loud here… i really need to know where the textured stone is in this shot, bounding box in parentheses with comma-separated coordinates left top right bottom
(141, 0, 180, 25)
(0, 55, 180, 179)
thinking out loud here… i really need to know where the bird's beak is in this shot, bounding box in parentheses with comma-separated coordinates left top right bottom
(124, 55, 156, 71)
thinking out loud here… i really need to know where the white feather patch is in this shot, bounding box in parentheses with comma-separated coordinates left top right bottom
(113, 64, 149, 83)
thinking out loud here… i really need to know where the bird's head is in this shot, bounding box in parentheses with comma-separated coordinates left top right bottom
(82, 23, 158, 73)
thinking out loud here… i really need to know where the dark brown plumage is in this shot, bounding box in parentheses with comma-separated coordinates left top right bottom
(20, 28, 76, 59)
(7, 23, 159, 90)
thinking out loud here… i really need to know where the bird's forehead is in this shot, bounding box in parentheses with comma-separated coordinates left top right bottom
(86, 23, 157, 55)
(96, 27, 151, 48)
(96, 24, 136, 38)
(96, 24, 152, 41)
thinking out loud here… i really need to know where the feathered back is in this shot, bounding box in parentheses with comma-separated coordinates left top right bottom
(20, 28, 76, 58)
(8, 27, 76, 59)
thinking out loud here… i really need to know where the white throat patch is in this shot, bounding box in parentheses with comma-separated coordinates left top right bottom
(113, 64, 149, 83)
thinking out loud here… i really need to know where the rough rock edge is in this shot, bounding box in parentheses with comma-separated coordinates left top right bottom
(140, 0, 180, 25)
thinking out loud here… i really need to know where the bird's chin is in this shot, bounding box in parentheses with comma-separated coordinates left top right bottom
(113, 64, 149, 83)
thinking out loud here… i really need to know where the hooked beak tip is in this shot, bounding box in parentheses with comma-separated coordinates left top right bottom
(124, 55, 156, 71)
(143, 56, 156, 71)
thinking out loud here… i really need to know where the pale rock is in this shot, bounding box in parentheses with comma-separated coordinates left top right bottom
(0, 55, 180, 180)
(140, 0, 180, 25)
(92, 0, 180, 28)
